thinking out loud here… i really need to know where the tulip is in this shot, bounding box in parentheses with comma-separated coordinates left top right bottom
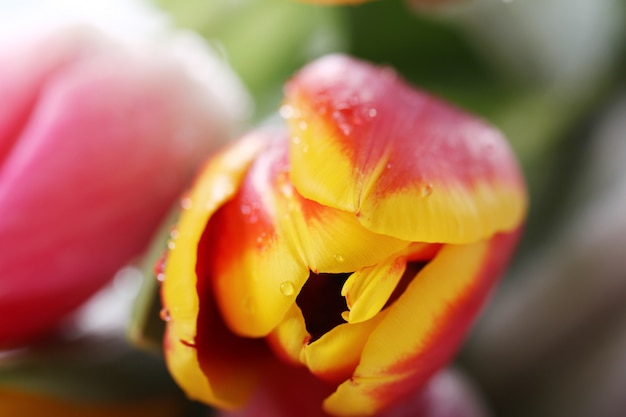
(161, 54, 526, 416)
(0, 26, 249, 347)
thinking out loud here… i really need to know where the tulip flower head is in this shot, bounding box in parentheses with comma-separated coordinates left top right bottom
(161, 55, 527, 416)
(0, 26, 249, 347)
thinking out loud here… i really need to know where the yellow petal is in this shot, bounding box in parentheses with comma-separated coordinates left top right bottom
(267, 304, 389, 386)
(323, 232, 520, 416)
(162, 130, 269, 408)
(302, 310, 388, 385)
(266, 304, 310, 366)
(341, 256, 406, 324)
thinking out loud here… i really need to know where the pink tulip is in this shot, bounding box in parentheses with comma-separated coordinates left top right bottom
(0, 26, 248, 347)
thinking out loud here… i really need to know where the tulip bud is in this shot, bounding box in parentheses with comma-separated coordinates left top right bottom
(160, 54, 526, 416)
(0, 26, 250, 347)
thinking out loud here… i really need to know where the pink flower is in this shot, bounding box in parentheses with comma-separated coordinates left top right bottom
(0, 26, 248, 347)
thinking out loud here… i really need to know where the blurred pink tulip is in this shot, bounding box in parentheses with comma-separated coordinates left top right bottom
(0, 26, 248, 347)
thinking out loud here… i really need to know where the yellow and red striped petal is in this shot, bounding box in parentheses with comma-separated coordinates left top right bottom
(323, 230, 521, 416)
(161, 131, 269, 409)
(284, 54, 527, 244)
(207, 130, 409, 338)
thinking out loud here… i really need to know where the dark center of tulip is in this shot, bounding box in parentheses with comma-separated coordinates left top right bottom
(296, 261, 429, 343)
(296, 271, 350, 342)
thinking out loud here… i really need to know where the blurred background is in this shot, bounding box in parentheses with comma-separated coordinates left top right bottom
(1, 0, 626, 416)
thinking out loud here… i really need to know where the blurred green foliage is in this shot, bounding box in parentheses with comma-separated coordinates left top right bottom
(155, 0, 348, 117)
(154, 0, 623, 251)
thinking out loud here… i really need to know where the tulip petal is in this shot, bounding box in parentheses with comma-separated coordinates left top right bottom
(342, 243, 442, 324)
(323, 231, 520, 416)
(266, 304, 310, 366)
(162, 132, 269, 409)
(341, 256, 407, 324)
(267, 304, 389, 386)
(302, 310, 388, 385)
(204, 135, 310, 338)
(284, 54, 527, 244)
(207, 132, 409, 337)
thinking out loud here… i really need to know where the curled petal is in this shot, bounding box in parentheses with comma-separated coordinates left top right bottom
(342, 243, 441, 324)
(324, 231, 520, 416)
(162, 132, 268, 408)
(284, 54, 527, 244)
(341, 256, 407, 324)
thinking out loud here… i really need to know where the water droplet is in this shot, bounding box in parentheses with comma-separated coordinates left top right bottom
(386, 163, 392, 170)
(333, 254, 345, 262)
(248, 214, 258, 224)
(154, 255, 167, 276)
(302, 145, 309, 153)
(280, 281, 295, 296)
(292, 136, 301, 145)
(241, 204, 252, 215)
(160, 308, 171, 322)
(421, 184, 433, 197)
(156, 273, 165, 283)
(169, 229, 180, 240)
(368, 108, 377, 118)
(279, 105, 295, 119)
(180, 197, 193, 210)
(167, 240, 176, 250)
(298, 121, 308, 131)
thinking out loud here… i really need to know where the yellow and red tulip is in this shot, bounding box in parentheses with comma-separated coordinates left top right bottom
(0, 26, 248, 347)
(161, 54, 527, 416)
